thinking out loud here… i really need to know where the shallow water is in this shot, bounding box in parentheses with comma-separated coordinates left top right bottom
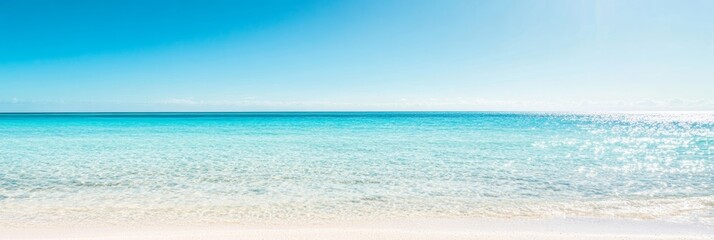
(0, 112, 712, 226)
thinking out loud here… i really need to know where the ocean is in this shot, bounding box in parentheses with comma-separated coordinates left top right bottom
(0, 112, 712, 226)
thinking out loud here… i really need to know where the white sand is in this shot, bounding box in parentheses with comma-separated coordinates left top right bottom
(1, 218, 712, 240)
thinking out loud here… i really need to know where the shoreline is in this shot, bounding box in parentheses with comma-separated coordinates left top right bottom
(3, 218, 712, 240)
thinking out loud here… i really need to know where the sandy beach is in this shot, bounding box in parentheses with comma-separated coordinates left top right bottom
(2, 218, 712, 240)
(1, 113, 713, 239)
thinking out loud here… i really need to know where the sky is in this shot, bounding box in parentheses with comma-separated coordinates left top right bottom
(1, 0, 713, 112)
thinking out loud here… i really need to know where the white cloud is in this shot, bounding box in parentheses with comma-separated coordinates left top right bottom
(151, 97, 714, 111)
(158, 98, 200, 105)
(2, 97, 714, 112)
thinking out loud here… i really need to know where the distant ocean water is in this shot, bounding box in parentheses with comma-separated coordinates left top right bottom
(0, 112, 712, 226)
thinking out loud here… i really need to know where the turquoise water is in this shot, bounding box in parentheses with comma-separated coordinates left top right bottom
(0, 112, 712, 226)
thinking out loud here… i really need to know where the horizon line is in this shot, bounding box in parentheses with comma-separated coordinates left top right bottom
(2, 110, 713, 114)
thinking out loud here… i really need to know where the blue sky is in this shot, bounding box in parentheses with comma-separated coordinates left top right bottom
(1, 0, 713, 112)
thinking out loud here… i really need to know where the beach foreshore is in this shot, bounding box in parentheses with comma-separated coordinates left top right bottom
(2, 218, 712, 240)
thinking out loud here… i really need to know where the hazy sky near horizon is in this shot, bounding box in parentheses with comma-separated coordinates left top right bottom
(1, 0, 713, 112)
